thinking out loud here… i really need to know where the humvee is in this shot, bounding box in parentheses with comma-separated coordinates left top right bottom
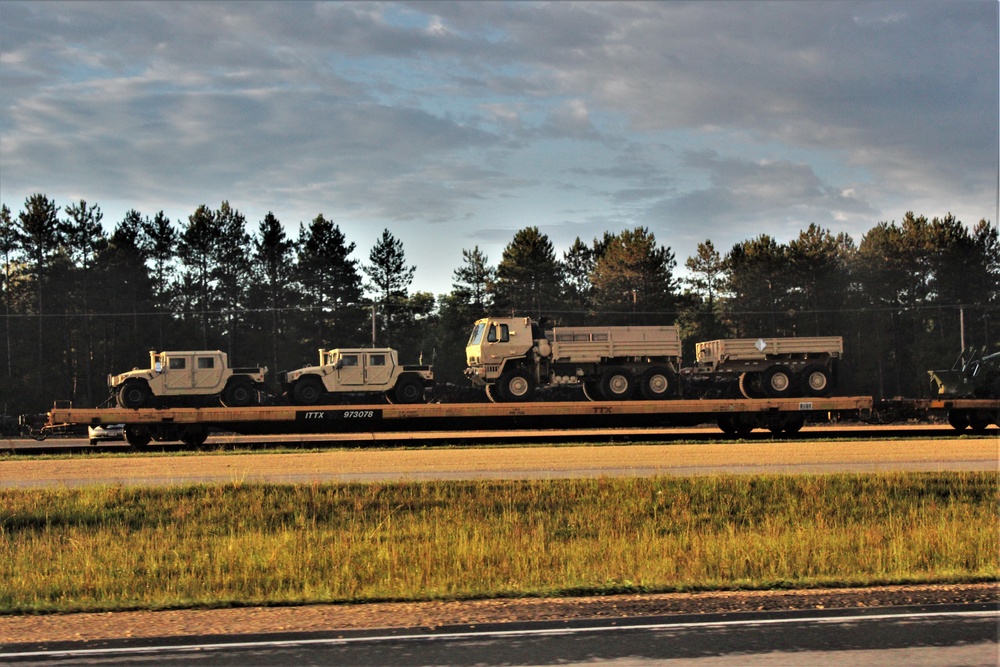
(278, 348, 433, 405)
(109, 351, 267, 409)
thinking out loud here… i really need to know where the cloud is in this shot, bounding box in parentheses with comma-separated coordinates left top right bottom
(1, 1, 995, 294)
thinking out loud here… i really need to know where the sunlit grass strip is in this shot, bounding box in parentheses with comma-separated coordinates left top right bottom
(1, 473, 997, 614)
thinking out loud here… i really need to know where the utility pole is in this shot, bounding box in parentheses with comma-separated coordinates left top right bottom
(959, 306, 965, 351)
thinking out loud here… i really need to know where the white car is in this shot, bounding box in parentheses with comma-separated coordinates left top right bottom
(88, 424, 124, 445)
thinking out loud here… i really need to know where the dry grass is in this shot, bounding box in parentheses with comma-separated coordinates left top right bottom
(1, 472, 996, 613)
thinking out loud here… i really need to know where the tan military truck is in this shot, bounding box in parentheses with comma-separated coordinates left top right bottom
(693, 336, 843, 398)
(109, 350, 267, 409)
(465, 316, 682, 402)
(278, 348, 433, 405)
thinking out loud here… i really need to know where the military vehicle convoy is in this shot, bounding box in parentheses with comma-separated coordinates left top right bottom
(109, 316, 844, 408)
(464, 316, 841, 402)
(109, 350, 267, 409)
(277, 348, 433, 405)
(38, 317, 997, 446)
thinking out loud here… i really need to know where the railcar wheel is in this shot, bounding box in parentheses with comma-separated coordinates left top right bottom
(801, 364, 833, 397)
(180, 425, 209, 448)
(498, 369, 534, 402)
(222, 379, 256, 407)
(123, 425, 152, 448)
(394, 376, 425, 404)
(600, 367, 634, 400)
(641, 367, 676, 400)
(291, 377, 324, 405)
(947, 410, 970, 431)
(968, 413, 991, 433)
(119, 381, 151, 409)
(718, 414, 755, 437)
(761, 365, 796, 399)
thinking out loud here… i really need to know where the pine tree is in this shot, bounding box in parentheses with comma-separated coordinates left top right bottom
(493, 227, 564, 320)
(364, 229, 416, 345)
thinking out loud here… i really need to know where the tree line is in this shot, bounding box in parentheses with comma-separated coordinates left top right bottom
(1, 194, 997, 414)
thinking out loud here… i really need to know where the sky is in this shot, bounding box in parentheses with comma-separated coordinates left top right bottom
(1, 1, 997, 298)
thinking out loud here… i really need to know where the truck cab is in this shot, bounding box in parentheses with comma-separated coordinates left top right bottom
(465, 317, 541, 386)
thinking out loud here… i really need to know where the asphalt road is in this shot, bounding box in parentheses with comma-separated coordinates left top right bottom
(3, 606, 996, 666)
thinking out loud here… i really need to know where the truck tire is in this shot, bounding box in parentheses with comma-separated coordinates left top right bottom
(582, 379, 600, 402)
(738, 372, 762, 399)
(222, 379, 257, 407)
(640, 367, 676, 400)
(600, 367, 634, 400)
(801, 364, 832, 397)
(119, 381, 151, 409)
(761, 365, 795, 399)
(498, 369, 534, 402)
(291, 377, 324, 405)
(394, 375, 425, 404)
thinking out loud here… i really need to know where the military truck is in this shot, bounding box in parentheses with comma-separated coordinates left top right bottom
(109, 351, 267, 409)
(692, 336, 843, 398)
(278, 348, 434, 405)
(465, 316, 682, 402)
(928, 346, 1000, 432)
(928, 346, 1000, 399)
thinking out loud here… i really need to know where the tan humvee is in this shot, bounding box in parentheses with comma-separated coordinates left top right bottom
(109, 351, 267, 409)
(278, 348, 433, 405)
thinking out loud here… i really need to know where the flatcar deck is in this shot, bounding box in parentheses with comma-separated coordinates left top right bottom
(48, 396, 874, 434)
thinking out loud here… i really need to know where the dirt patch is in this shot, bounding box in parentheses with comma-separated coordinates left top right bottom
(2, 439, 997, 487)
(2, 583, 996, 645)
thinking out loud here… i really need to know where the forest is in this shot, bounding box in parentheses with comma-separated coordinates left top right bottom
(1, 194, 997, 415)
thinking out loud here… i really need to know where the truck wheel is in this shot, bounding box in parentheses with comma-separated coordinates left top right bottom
(801, 364, 832, 397)
(484, 384, 499, 403)
(582, 380, 600, 402)
(641, 367, 676, 400)
(222, 379, 257, 407)
(394, 376, 425, 404)
(291, 377, 324, 405)
(123, 425, 152, 448)
(761, 365, 795, 399)
(600, 367, 633, 400)
(498, 370, 534, 402)
(119, 381, 151, 409)
(738, 373, 761, 399)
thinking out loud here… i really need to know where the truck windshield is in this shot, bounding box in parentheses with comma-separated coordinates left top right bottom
(468, 323, 486, 346)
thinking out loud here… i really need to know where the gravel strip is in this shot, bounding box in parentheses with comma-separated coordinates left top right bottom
(2, 583, 996, 645)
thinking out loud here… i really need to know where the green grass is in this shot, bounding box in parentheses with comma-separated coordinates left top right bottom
(1, 472, 997, 614)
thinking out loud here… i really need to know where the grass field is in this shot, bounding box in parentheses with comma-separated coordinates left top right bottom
(1, 472, 996, 614)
